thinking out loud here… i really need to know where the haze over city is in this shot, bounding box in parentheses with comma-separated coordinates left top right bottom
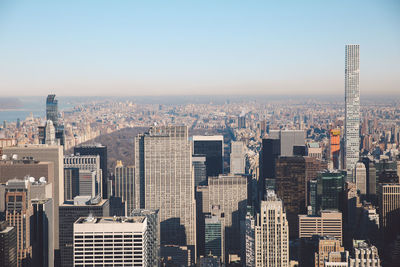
(0, 0, 399, 96)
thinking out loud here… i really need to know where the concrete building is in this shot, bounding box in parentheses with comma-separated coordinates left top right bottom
(73, 215, 158, 266)
(74, 144, 108, 199)
(114, 161, 135, 215)
(353, 162, 367, 196)
(314, 237, 345, 267)
(204, 214, 223, 259)
(0, 221, 17, 267)
(64, 154, 102, 198)
(299, 210, 343, 244)
(197, 174, 247, 260)
(193, 155, 207, 186)
(230, 141, 246, 174)
(5, 178, 33, 266)
(134, 126, 196, 251)
(348, 240, 380, 267)
(344, 44, 360, 173)
(193, 135, 224, 177)
(378, 183, 400, 242)
(63, 168, 79, 201)
(307, 142, 323, 160)
(59, 196, 119, 267)
(254, 191, 289, 267)
(3, 144, 64, 251)
(275, 156, 326, 238)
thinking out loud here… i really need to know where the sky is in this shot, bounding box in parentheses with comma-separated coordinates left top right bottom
(0, 0, 399, 96)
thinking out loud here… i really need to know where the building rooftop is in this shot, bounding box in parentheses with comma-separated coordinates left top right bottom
(75, 216, 146, 224)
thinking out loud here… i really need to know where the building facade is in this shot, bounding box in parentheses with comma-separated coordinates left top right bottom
(344, 44, 360, 172)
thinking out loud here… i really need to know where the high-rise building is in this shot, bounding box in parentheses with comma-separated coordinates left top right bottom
(269, 130, 305, 157)
(64, 154, 102, 198)
(311, 170, 345, 214)
(353, 162, 367, 196)
(74, 144, 108, 199)
(193, 135, 224, 177)
(3, 144, 64, 252)
(197, 174, 247, 260)
(299, 210, 343, 244)
(344, 44, 360, 173)
(275, 156, 326, 238)
(330, 129, 341, 169)
(254, 191, 289, 267)
(348, 240, 380, 267)
(238, 115, 246, 129)
(63, 168, 79, 201)
(46, 94, 58, 127)
(59, 196, 120, 267)
(0, 220, 17, 267)
(114, 161, 135, 215)
(73, 215, 159, 267)
(0, 155, 54, 184)
(193, 155, 207, 186)
(306, 142, 322, 160)
(43, 94, 65, 146)
(5, 178, 33, 266)
(134, 126, 196, 251)
(204, 214, 223, 259)
(230, 141, 246, 174)
(378, 183, 400, 242)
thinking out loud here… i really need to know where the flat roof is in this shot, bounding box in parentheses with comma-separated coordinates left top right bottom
(75, 216, 146, 224)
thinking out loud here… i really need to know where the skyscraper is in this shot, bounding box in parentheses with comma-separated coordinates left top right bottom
(378, 183, 400, 243)
(74, 144, 108, 199)
(73, 215, 159, 267)
(134, 126, 196, 251)
(193, 135, 224, 177)
(230, 141, 246, 174)
(344, 44, 360, 173)
(0, 221, 17, 267)
(254, 191, 289, 267)
(5, 178, 33, 266)
(114, 161, 135, 215)
(46, 94, 58, 127)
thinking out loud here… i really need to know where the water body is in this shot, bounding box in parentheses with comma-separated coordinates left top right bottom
(0, 96, 79, 122)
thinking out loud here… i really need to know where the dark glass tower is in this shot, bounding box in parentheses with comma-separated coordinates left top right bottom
(46, 94, 58, 127)
(193, 136, 224, 177)
(74, 144, 108, 199)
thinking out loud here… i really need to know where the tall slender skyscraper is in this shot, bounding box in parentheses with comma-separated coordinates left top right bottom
(134, 126, 196, 252)
(344, 44, 360, 173)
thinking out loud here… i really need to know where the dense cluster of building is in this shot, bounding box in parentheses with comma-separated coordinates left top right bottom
(0, 45, 399, 267)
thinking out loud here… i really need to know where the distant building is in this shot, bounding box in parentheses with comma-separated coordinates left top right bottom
(344, 44, 360, 173)
(306, 142, 322, 160)
(114, 161, 135, 215)
(238, 116, 246, 129)
(193, 135, 224, 177)
(330, 129, 341, 169)
(230, 141, 246, 174)
(0, 220, 17, 267)
(193, 155, 207, 186)
(299, 210, 343, 244)
(73, 215, 159, 267)
(74, 144, 108, 199)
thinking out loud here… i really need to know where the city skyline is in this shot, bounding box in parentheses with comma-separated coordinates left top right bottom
(0, 0, 399, 96)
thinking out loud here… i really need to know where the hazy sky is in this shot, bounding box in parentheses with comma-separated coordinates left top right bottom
(0, 0, 399, 96)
